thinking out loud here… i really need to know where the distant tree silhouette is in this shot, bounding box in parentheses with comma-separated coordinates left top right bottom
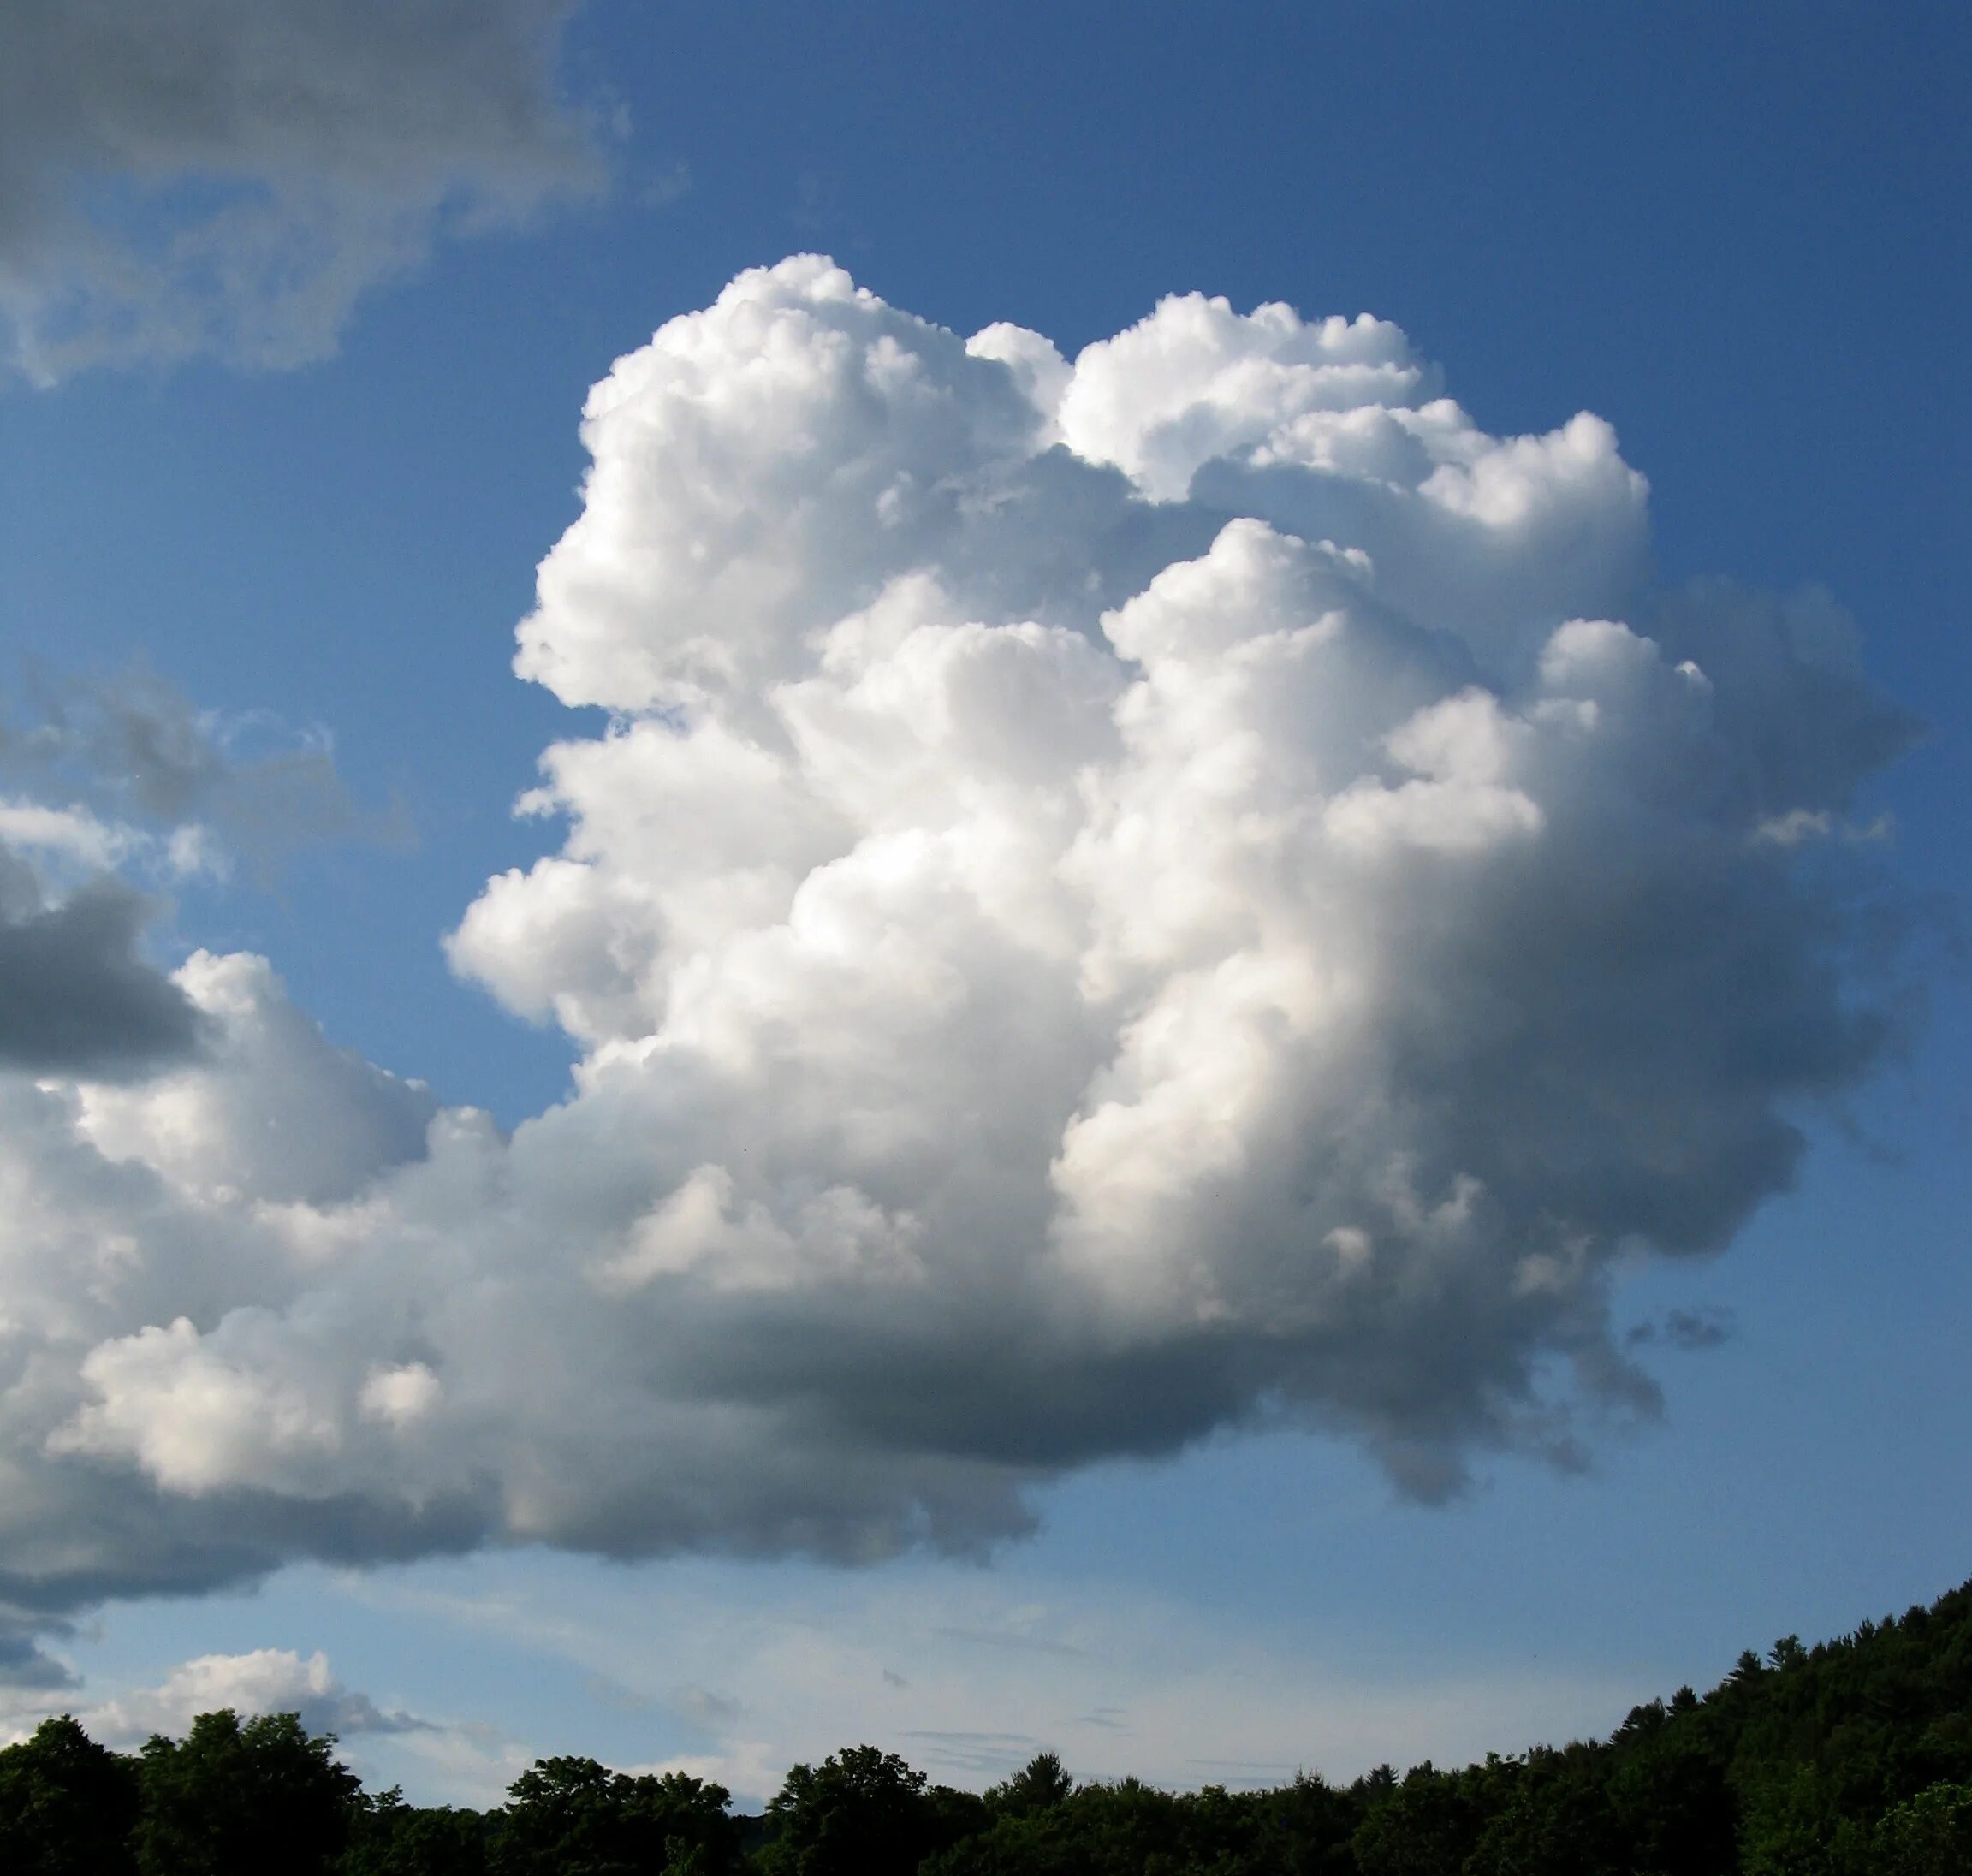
(0, 1713, 140, 1874)
(987, 1753, 1074, 1820)
(134, 1708, 360, 1875)
(760, 1744, 977, 1876)
(1349, 1760, 1480, 1876)
(4, 1575, 1972, 1873)
(490, 1756, 741, 1875)
(342, 1788, 489, 1875)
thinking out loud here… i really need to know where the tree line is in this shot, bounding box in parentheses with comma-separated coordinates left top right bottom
(4, 1575, 1971, 1873)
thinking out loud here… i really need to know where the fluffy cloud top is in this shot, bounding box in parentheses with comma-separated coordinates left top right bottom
(0, 0, 596, 379)
(0, 260, 1915, 1636)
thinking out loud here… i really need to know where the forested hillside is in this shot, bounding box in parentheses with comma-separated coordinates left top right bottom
(4, 1576, 1969, 1873)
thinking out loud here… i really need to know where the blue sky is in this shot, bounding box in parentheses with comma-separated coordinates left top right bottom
(0, 0, 1967, 1808)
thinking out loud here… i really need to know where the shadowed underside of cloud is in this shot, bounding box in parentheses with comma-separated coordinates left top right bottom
(0, 0, 596, 379)
(0, 259, 1919, 1633)
(0, 874, 202, 1077)
(0, 667, 379, 1079)
(0, 1619, 76, 1692)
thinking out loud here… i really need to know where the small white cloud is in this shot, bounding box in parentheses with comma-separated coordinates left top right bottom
(0, 798, 134, 870)
(22, 1647, 423, 1748)
(360, 1362, 443, 1429)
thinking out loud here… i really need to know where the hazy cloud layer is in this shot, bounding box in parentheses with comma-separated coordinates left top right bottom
(0, 261, 1914, 1633)
(0, 0, 597, 378)
(2, 667, 367, 870)
(306, 1561, 1647, 1808)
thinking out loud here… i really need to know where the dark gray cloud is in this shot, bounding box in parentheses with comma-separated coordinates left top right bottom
(0, 863, 201, 1077)
(0, 1618, 77, 1691)
(0, 0, 597, 378)
(0, 665, 386, 1080)
(1626, 1308, 1737, 1352)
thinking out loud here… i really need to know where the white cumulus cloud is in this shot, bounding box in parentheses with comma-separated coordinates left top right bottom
(0, 259, 1916, 1647)
(0, 1646, 420, 1746)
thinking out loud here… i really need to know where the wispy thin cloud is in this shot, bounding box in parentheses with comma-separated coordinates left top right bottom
(0, 0, 602, 380)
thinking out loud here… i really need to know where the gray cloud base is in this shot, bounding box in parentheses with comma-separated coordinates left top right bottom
(0, 261, 1916, 1637)
(0, 861, 202, 1077)
(0, 668, 383, 1080)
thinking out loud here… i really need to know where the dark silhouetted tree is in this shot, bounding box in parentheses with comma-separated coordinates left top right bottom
(759, 1744, 972, 1876)
(134, 1708, 360, 1876)
(987, 1753, 1074, 1819)
(490, 1755, 740, 1875)
(339, 1787, 489, 1875)
(0, 1713, 141, 1875)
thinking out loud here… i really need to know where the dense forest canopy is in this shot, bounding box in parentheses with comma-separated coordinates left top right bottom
(4, 1577, 1970, 1873)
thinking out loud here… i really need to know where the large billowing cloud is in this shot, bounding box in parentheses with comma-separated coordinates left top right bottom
(0, 0, 596, 379)
(0, 260, 1915, 1641)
